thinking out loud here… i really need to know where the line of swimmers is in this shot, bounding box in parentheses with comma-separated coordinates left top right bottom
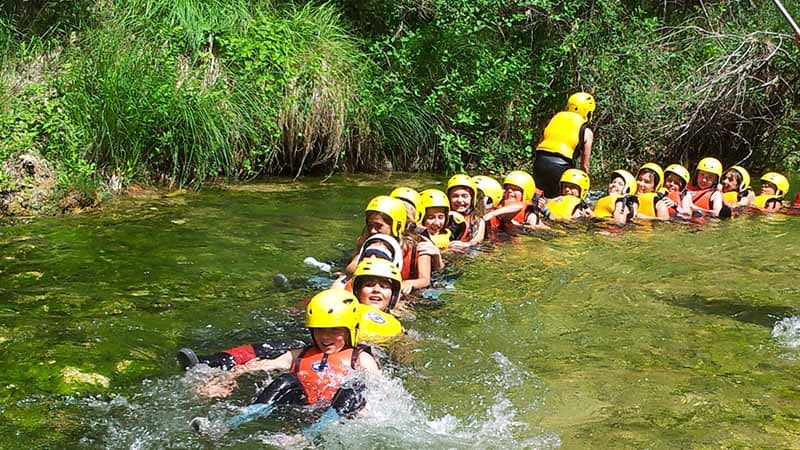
(180, 160, 795, 433)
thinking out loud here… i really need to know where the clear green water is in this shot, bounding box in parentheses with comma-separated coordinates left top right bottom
(1, 175, 800, 448)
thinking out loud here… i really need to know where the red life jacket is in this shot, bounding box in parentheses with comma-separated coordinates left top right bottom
(456, 215, 471, 241)
(489, 201, 532, 233)
(667, 190, 684, 216)
(401, 244, 418, 281)
(291, 345, 363, 404)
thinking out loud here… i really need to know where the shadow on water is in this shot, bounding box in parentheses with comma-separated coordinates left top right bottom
(659, 294, 799, 328)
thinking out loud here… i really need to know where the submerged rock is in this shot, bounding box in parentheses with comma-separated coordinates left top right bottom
(61, 367, 110, 389)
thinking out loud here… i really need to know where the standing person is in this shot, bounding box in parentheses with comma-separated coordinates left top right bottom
(533, 92, 596, 198)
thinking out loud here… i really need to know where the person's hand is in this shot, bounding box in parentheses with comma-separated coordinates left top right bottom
(195, 372, 237, 399)
(657, 197, 674, 209)
(416, 240, 440, 257)
(329, 273, 347, 290)
(401, 280, 414, 295)
(448, 240, 469, 251)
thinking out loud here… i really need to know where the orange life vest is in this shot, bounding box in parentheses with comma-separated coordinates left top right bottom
(686, 184, 717, 210)
(291, 346, 363, 405)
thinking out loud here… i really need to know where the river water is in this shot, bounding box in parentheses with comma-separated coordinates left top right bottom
(1, 174, 799, 448)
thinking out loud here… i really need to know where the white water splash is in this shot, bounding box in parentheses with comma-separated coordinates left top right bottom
(771, 316, 800, 349)
(80, 356, 558, 449)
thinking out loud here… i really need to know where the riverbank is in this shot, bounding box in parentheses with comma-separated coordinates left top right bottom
(2, 0, 798, 217)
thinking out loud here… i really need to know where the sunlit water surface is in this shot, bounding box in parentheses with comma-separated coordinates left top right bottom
(1, 174, 799, 448)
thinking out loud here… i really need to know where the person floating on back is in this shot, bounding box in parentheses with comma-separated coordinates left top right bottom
(191, 289, 381, 431)
(544, 169, 593, 221)
(754, 172, 790, 213)
(721, 166, 755, 209)
(593, 169, 636, 224)
(631, 162, 664, 220)
(483, 171, 547, 231)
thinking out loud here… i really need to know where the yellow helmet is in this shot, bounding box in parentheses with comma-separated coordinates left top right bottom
(610, 169, 637, 195)
(566, 92, 596, 121)
(559, 168, 590, 200)
(760, 172, 790, 196)
(446, 174, 477, 208)
(727, 166, 751, 192)
(353, 257, 402, 308)
(390, 187, 422, 223)
(365, 195, 407, 238)
(695, 157, 723, 180)
(305, 289, 360, 347)
(503, 170, 536, 202)
(419, 189, 450, 224)
(472, 175, 503, 207)
(664, 164, 690, 187)
(638, 163, 664, 192)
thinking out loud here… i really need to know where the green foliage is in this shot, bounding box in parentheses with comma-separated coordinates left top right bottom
(344, 0, 799, 174)
(1, 0, 798, 210)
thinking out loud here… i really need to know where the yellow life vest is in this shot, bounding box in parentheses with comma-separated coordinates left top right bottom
(358, 304, 402, 340)
(546, 195, 583, 220)
(754, 194, 781, 210)
(593, 194, 622, 218)
(722, 191, 739, 205)
(429, 229, 452, 249)
(536, 111, 586, 159)
(635, 192, 659, 217)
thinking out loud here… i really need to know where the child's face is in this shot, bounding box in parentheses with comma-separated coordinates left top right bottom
(312, 327, 349, 354)
(422, 207, 447, 234)
(503, 185, 523, 203)
(721, 171, 739, 193)
(561, 182, 581, 198)
(695, 170, 717, 189)
(448, 188, 472, 214)
(760, 181, 777, 196)
(402, 202, 417, 225)
(366, 212, 392, 236)
(608, 176, 626, 195)
(636, 172, 655, 194)
(357, 276, 393, 311)
(664, 174, 685, 193)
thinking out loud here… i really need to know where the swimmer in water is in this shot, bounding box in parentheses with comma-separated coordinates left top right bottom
(445, 174, 487, 250)
(482, 171, 547, 231)
(543, 169, 592, 221)
(721, 166, 755, 209)
(754, 172, 790, 213)
(195, 289, 380, 429)
(630, 162, 664, 220)
(345, 195, 441, 294)
(418, 189, 454, 250)
(681, 157, 724, 217)
(592, 169, 636, 224)
(655, 164, 691, 220)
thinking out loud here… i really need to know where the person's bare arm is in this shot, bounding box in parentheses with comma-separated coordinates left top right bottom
(357, 352, 380, 375)
(401, 254, 432, 294)
(580, 128, 594, 174)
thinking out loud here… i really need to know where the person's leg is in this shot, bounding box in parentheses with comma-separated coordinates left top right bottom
(533, 153, 569, 198)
